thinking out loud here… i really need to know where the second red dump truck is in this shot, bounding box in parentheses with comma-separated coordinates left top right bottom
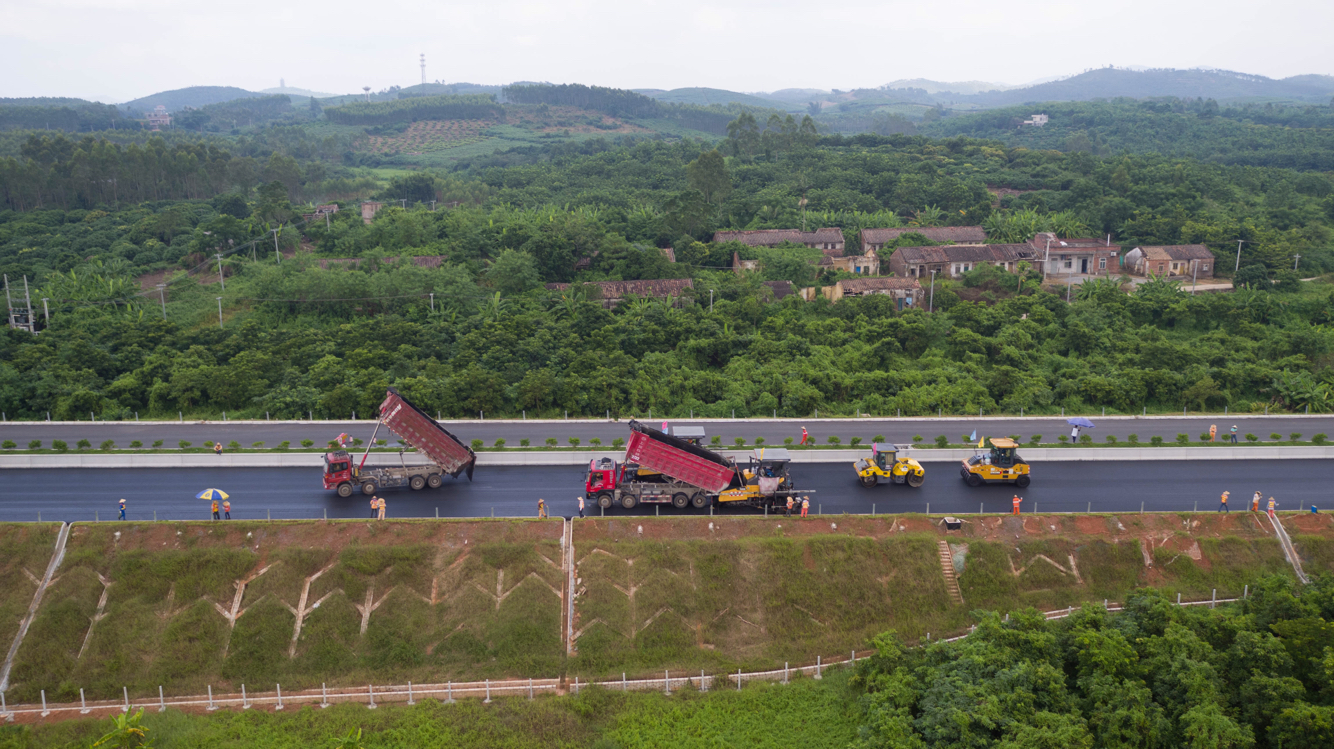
(323, 388, 476, 497)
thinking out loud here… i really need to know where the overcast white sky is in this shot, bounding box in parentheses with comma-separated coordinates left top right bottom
(2, 0, 1331, 102)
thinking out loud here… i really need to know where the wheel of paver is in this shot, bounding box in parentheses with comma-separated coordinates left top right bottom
(1015, 474, 1031, 488)
(426, 474, 443, 489)
(690, 493, 707, 508)
(672, 493, 690, 509)
(620, 494, 638, 510)
(906, 471, 925, 488)
(409, 475, 426, 491)
(361, 481, 378, 495)
(597, 493, 614, 509)
(859, 474, 877, 488)
(965, 473, 982, 487)
(337, 483, 354, 498)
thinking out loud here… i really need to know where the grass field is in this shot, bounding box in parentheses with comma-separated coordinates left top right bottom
(0, 524, 61, 656)
(0, 671, 859, 749)
(5, 521, 564, 703)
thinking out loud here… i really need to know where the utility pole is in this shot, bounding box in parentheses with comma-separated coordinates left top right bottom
(272, 228, 281, 263)
(157, 284, 167, 318)
(41, 298, 49, 324)
(430, 200, 437, 211)
(1234, 240, 1244, 273)
(22, 276, 34, 333)
(325, 212, 331, 229)
(399, 199, 407, 210)
(1192, 260, 1198, 292)
(1294, 254, 1301, 271)
(217, 297, 224, 328)
(429, 293, 434, 312)
(928, 269, 936, 312)
(709, 289, 713, 313)
(216, 253, 225, 291)
(420, 53, 426, 86)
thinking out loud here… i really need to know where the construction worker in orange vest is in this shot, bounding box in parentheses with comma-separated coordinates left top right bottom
(1209, 424, 1217, 442)
(785, 496, 794, 518)
(222, 500, 231, 520)
(212, 499, 220, 520)
(800, 427, 809, 445)
(377, 496, 386, 520)
(800, 496, 810, 518)
(1012, 495, 1022, 515)
(538, 498, 548, 519)
(370, 496, 378, 518)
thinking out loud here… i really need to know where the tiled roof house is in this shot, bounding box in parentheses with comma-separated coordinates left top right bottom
(860, 226, 987, 253)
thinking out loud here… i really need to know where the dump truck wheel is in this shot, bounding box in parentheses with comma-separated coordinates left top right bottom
(409, 476, 426, 490)
(859, 475, 877, 488)
(1015, 474, 1031, 488)
(691, 493, 707, 508)
(427, 474, 443, 489)
(361, 481, 378, 495)
(907, 472, 925, 488)
(597, 493, 614, 509)
(671, 493, 689, 509)
(965, 473, 982, 487)
(336, 483, 353, 498)
(620, 494, 638, 510)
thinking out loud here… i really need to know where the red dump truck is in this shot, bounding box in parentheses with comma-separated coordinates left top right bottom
(585, 421, 735, 509)
(323, 388, 476, 497)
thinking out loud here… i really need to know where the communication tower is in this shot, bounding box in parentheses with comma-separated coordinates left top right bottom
(420, 54, 426, 86)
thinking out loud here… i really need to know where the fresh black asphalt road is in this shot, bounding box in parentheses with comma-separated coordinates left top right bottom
(2, 460, 1327, 523)
(4, 416, 1333, 449)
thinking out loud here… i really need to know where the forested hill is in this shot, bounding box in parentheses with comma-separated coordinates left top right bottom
(120, 86, 263, 112)
(951, 68, 1334, 106)
(923, 99, 1334, 170)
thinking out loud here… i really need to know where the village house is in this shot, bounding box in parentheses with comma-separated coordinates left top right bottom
(887, 244, 1038, 279)
(762, 280, 795, 300)
(301, 204, 339, 222)
(1123, 245, 1216, 278)
(145, 105, 172, 131)
(360, 201, 384, 225)
(544, 278, 694, 308)
(712, 227, 845, 252)
(823, 277, 922, 309)
(732, 251, 760, 274)
(1028, 233, 1121, 277)
(1022, 114, 1049, 127)
(859, 226, 987, 253)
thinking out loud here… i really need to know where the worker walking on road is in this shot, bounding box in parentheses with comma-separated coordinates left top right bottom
(377, 496, 386, 520)
(538, 498, 547, 519)
(1252, 491, 1261, 512)
(800, 427, 809, 445)
(1012, 495, 1022, 515)
(212, 499, 220, 520)
(786, 496, 794, 518)
(1267, 497, 1277, 514)
(1209, 424, 1217, 442)
(800, 496, 809, 518)
(1219, 491, 1229, 512)
(577, 495, 585, 519)
(1229, 425, 1238, 443)
(118, 498, 126, 521)
(223, 500, 231, 520)
(370, 496, 378, 518)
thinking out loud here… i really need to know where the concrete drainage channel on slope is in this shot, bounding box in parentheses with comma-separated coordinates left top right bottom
(3, 445, 1333, 469)
(0, 523, 70, 692)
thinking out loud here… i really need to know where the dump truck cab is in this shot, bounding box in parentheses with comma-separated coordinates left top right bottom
(322, 450, 355, 491)
(586, 457, 621, 499)
(961, 437, 1031, 487)
(854, 443, 926, 488)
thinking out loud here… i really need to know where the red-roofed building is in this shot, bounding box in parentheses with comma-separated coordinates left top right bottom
(712, 228, 845, 252)
(860, 226, 986, 253)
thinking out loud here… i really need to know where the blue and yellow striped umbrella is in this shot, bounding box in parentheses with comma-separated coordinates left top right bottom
(196, 488, 230, 501)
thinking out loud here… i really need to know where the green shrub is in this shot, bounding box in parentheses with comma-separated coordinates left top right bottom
(1290, 433, 1302, 442)
(1127, 433, 1139, 444)
(589, 438, 601, 447)
(1150, 435, 1164, 446)
(1008, 435, 1020, 442)
(545, 437, 558, 447)
(1245, 433, 1259, 442)
(569, 438, 580, 447)
(1313, 433, 1328, 444)
(909, 435, 920, 443)
(1106, 435, 1117, 444)
(734, 437, 745, 447)
(827, 436, 841, 445)
(1058, 435, 1069, 443)
(960, 434, 970, 443)
(76, 439, 91, 449)
(1176, 433, 1189, 444)
(1199, 432, 1211, 441)
(849, 437, 862, 446)
(1029, 435, 1042, 445)
(520, 439, 531, 447)
(471, 439, 484, 450)
(1270, 433, 1282, 441)
(351, 438, 363, 447)
(228, 440, 241, 450)
(935, 435, 948, 448)
(27, 439, 40, 449)
(131, 440, 144, 448)
(204, 441, 213, 448)
(612, 437, 625, 449)
(152, 440, 163, 447)
(710, 435, 722, 446)
(278, 441, 290, 450)
(251, 441, 264, 448)
(99, 439, 115, 450)
(494, 438, 506, 448)
(1, 440, 15, 449)
(783, 437, 794, 446)
(1079, 434, 1092, 444)
(52, 440, 67, 451)
(755, 437, 765, 446)
(876, 434, 889, 442)
(327, 440, 340, 449)
(375, 439, 387, 446)
(300, 439, 313, 448)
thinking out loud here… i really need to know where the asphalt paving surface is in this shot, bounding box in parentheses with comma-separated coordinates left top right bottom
(2, 460, 1327, 523)
(4, 416, 1333, 449)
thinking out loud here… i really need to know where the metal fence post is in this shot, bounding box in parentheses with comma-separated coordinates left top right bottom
(159, 685, 165, 712)
(484, 680, 491, 703)
(276, 684, 283, 710)
(208, 685, 216, 711)
(1177, 593, 1181, 605)
(123, 686, 129, 713)
(446, 681, 454, 704)
(408, 682, 415, 705)
(242, 684, 248, 709)
(81, 688, 89, 714)
(368, 684, 376, 709)
(41, 690, 48, 717)
(1211, 589, 1216, 608)
(1140, 501, 1144, 514)
(816, 656, 822, 679)
(1243, 584, 1249, 599)
(665, 670, 670, 695)
(784, 662, 789, 684)
(623, 673, 627, 691)
(737, 669, 742, 690)
(702, 669, 707, 692)
(321, 683, 328, 708)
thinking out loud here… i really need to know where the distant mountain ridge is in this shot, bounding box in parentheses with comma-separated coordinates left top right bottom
(881, 78, 1018, 95)
(961, 68, 1334, 106)
(120, 86, 263, 112)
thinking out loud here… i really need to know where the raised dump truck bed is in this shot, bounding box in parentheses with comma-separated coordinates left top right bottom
(625, 420, 735, 492)
(377, 388, 476, 479)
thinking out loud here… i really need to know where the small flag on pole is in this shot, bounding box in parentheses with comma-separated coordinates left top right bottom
(968, 430, 977, 442)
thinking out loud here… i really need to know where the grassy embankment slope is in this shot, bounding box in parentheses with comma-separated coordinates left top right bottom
(0, 524, 61, 656)
(3, 512, 1330, 705)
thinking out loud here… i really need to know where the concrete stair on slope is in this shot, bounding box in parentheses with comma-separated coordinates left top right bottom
(937, 540, 965, 606)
